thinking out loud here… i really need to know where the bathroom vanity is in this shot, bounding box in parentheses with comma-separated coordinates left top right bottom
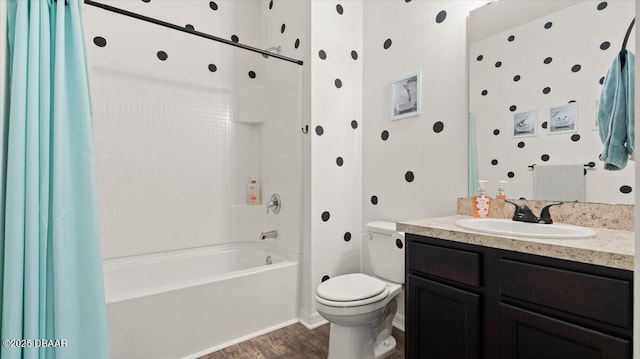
(398, 215, 634, 359)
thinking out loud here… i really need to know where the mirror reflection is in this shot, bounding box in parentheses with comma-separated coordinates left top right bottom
(469, 0, 635, 204)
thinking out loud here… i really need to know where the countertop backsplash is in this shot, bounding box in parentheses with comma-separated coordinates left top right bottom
(457, 198, 633, 231)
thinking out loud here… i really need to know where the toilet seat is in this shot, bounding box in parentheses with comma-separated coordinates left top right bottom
(316, 273, 390, 307)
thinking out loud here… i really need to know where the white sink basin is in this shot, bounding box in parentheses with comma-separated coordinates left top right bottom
(454, 218, 597, 239)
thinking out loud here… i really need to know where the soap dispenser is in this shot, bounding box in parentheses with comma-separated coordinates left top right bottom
(496, 180, 508, 200)
(473, 180, 490, 218)
(247, 176, 261, 205)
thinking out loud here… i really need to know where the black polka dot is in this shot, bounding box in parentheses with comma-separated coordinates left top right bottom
(381, 130, 389, 141)
(231, 35, 239, 43)
(405, 171, 414, 182)
(280, 24, 286, 33)
(351, 120, 358, 129)
(508, 35, 515, 42)
(544, 57, 553, 64)
(495, 61, 502, 68)
(435, 10, 447, 23)
(481, 90, 488, 96)
(185, 24, 195, 30)
(336, 4, 344, 14)
(597, 2, 607, 10)
(383, 39, 392, 49)
(248, 71, 256, 79)
(370, 196, 378, 205)
(571, 134, 581, 142)
(318, 50, 327, 59)
(599, 76, 605, 85)
(543, 87, 551, 94)
(600, 41, 610, 50)
(513, 75, 521, 82)
(322, 275, 330, 282)
(509, 105, 517, 112)
(544, 21, 553, 29)
(351, 50, 358, 60)
(517, 141, 525, 148)
(93, 36, 107, 47)
(209, 1, 218, 10)
(334, 79, 342, 88)
(541, 154, 550, 161)
(493, 129, 500, 136)
(294, 39, 300, 49)
(477, 55, 483, 61)
(507, 171, 515, 178)
(321, 211, 330, 222)
(157, 51, 168, 61)
(491, 159, 498, 165)
(571, 64, 582, 72)
(542, 121, 548, 129)
(208, 64, 217, 72)
(568, 100, 577, 103)
(396, 239, 403, 249)
(433, 121, 444, 133)
(336, 157, 344, 166)
(315, 126, 324, 136)
(268, 0, 273, 9)
(620, 185, 632, 194)
(344, 232, 351, 242)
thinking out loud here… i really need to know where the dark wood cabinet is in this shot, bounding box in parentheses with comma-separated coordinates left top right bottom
(406, 274, 480, 359)
(405, 234, 633, 359)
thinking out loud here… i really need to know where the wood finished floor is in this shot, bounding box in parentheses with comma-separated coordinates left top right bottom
(200, 323, 405, 359)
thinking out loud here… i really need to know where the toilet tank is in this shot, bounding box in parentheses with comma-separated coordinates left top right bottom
(365, 221, 405, 284)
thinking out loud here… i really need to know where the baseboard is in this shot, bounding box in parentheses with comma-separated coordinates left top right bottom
(393, 313, 405, 332)
(299, 309, 328, 329)
(182, 318, 299, 359)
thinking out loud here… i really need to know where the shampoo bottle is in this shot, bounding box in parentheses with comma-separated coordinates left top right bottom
(247, 176, 261, 205)
(496, 180, 508, 200)
(473, 180, 491, 218)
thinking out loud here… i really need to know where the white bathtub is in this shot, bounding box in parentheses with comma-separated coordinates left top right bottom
(103, 242, 299, 359)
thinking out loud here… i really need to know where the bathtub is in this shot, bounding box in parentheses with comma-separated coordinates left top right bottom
(103, 241, 299, 359)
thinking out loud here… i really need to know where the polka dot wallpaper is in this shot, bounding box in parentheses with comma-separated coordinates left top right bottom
(363, 1, 483, 225)
(470, 1, 634, 204)
(310, 0, 363, 316)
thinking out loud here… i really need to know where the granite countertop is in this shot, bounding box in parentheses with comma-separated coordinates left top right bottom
(397, 215, 634, 271)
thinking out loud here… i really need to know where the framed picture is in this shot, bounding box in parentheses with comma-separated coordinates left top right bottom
(549, 103, 577, 133)
(392, 71, 421, 120)
(512, 110, 537, 137)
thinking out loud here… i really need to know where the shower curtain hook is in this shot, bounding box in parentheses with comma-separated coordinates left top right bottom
(301, 125, 309, 134)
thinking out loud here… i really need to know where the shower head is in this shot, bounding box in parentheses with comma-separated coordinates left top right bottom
(261, 46, 282, 59)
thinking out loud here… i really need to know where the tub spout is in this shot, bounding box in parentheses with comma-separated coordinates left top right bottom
(260, 230, 278, 240)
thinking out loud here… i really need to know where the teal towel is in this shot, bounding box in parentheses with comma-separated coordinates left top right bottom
(468, 114, 478, 196)
(598, 50, 635, 170)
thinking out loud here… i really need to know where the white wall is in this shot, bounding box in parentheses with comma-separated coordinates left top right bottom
(84, 0, 306, 258)
(300, 0, 364, 327)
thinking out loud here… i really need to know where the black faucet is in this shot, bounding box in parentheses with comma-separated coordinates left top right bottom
(504, 200, 565, 224)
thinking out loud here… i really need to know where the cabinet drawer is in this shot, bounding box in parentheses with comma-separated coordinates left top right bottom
(408, 241, 481, 287)
(500, 259, 632, 329)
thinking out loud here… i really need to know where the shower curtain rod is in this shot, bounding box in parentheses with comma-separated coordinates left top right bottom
(83, 0, 304, 66)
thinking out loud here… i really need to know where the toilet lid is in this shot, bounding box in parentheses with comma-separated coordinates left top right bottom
(316, 273, 387, 302)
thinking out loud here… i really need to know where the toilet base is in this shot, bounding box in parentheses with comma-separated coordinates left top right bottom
(374, 335, 397, 359)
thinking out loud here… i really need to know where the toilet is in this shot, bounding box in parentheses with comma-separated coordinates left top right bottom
(315, 221, 405, 359)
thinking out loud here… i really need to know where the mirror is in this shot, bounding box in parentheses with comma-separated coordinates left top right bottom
(468, 0, 635, 204)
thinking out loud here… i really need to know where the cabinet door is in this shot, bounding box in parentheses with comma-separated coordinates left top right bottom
(406, 274, 480, 359)
(500, 303, 630, 359)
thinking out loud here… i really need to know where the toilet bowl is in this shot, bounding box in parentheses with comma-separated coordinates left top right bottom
(315, 221, 405, 359)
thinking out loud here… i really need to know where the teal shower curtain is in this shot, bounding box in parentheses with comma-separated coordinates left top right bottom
(0, 1, 109, 358)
